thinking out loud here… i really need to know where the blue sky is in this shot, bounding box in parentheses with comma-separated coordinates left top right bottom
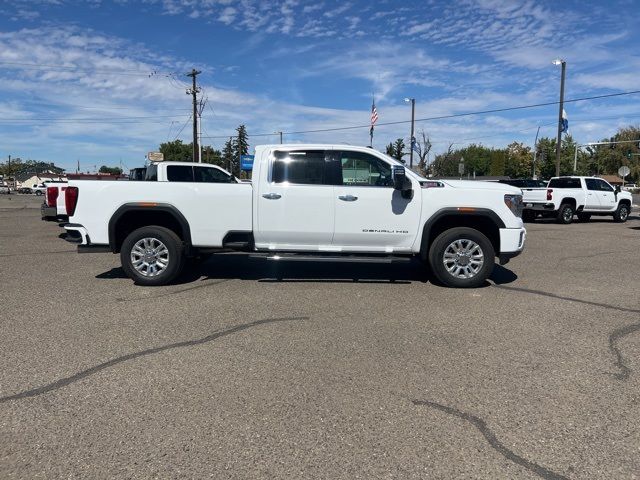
(0, 0, 639, 172)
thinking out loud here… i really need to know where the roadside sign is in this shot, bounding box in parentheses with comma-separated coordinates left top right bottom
(240, 155, 255, 171)
(147, 151, 164, 162)
(618, 166, 630, 178)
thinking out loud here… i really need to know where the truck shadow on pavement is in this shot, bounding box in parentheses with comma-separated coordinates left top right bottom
(96, 256, 518, 287)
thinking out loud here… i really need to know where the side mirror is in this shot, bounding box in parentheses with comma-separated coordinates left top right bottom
(615, 185, 621, 193)
(392, 165, 407, 190)
(392, 165, 413, 199)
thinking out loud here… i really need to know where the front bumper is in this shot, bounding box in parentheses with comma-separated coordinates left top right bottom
(41, 204, 57, 220)
(498, 227, 526, 265)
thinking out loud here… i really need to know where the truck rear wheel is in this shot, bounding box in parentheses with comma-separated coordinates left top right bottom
(120, 226, 184, 286)
(613, 203, 630, 223)
(557, 203, 574, 224)
(428, 227, 495, 288)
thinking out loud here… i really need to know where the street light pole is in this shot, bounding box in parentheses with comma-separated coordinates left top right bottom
(405, 98, 416, 169)
(553, 59, 566, 177)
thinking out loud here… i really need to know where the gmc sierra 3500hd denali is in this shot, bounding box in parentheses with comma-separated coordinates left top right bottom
(64, 145, 526, 288)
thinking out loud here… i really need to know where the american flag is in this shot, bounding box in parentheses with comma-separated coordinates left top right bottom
(370, 100, 378, 126)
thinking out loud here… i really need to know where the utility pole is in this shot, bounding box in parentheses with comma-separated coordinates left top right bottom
(553, 59, 566, 177)
(276, 131, 283, 144)
(405, 98, 416, 169)
(186, 69, 202, 163)
(532, 126, 540, 179)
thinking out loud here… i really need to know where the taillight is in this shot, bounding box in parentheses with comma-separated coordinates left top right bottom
(65, 186, 79, 216)
(546, 188, 553, 201)
(46, 186, 58, 207)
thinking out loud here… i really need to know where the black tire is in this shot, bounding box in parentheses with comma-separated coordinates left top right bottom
(428, 227, 495, 288)
(557, 203, 574, 224)
(522, 210, 536, 223)
(613, 203, 630, 223)
(120, 226, 184, 286)
(577, 213, 591, 222)
(35, 190, 43, 196)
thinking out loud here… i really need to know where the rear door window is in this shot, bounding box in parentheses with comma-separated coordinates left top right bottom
(167, 165, 194, 182)
(271, 150, 329, 185)
(548, 178, 581, 188)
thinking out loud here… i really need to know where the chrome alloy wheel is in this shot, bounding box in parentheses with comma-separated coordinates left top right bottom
(563, 207, 573, 222)
(442, 239, 484, 279)
(130, 237, 170, 277)
(619, 205, 629, 221)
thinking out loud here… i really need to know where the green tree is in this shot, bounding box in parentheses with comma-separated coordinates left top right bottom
(385, 138, 405, 161)
(159, 140, 192, 162)
(98, 165, 123, 175)
(201, 146, 223, 166)
(504, 142, 532, 178)
(222, 138, 235, 173)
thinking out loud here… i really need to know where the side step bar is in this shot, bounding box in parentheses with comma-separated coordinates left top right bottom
(248, 253, 412, 264)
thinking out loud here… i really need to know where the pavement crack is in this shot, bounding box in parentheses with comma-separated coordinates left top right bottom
(0, 316, 307, 403)
(412, 399, 569, 480)
(493, 285, 640, 314)
(608, 322, 640, 381)
(493, 285, 640, 380)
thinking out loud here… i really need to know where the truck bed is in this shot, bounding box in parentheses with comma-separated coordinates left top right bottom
(69, 180, 253, 246)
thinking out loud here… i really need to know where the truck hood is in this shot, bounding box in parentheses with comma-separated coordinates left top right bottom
(441, 180, 521, 195)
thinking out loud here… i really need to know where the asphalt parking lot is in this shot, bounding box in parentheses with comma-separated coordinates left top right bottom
(1, 194, 639, 479)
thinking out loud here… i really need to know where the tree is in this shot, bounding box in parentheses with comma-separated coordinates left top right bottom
(222, 138, 235, 173)
(159, 140, 192, 162)
(385, 138, 405, 162)
(504, 142, 532, 178)
(201, 146, 223, 166)
(99, 165, 123, 175)
(415, 129, 432, 176)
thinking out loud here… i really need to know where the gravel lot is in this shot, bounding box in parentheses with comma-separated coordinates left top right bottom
(1, 194, 639, 479)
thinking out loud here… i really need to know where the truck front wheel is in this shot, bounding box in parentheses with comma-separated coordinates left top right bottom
(613, 203, 630, 223)
(428, 227, 495, 288)
(120, 226, 184, 286)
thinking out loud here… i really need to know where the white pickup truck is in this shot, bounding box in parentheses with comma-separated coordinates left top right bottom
(522, 176, 632, 224)
(41, 182, 69, 221)
(64, 145, 526, 288)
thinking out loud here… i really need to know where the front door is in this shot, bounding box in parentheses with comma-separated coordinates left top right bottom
(255, 149, 336, 250)
(332, 150, 420, 252)
(595, 179, 617, 211)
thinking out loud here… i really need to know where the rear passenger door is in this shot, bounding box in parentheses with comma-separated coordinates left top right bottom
(254, 149, 337, 250)
(584, 178, 602, 210)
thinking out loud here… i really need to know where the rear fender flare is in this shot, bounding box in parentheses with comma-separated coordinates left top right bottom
(108, 203, 192, 253)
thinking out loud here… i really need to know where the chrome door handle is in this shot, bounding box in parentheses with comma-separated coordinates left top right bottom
(338, 195, 358, 201)
(262, 193, 281, 200)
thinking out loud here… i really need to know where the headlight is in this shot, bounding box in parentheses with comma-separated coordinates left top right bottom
(504, 194, 523, 218)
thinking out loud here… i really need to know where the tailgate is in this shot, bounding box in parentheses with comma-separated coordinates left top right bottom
(522, 188, 547, 204)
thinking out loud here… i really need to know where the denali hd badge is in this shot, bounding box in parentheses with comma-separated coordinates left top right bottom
(362, 229, 409, 234)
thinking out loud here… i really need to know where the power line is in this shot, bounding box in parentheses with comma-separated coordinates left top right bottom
(0, 61, 171, 77)
(199, 89, 640, 139)
(174, 114, 193, 141)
